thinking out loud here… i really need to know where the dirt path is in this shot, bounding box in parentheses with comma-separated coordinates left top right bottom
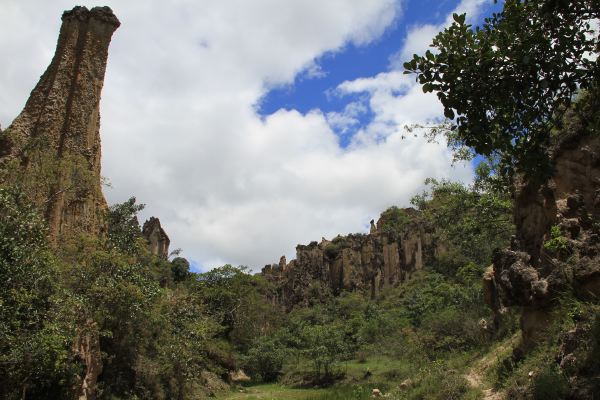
(465, 368, 501, 400)
(464, 333, 520, 400)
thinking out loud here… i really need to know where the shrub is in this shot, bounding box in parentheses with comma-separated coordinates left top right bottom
(171, 257, 191, 282)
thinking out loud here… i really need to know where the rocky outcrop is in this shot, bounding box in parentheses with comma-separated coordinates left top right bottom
(142, 217, 171, 259)
(486, 126, 600, 348)
(0, 6, 120, 240)
(262, 209, 437, 308)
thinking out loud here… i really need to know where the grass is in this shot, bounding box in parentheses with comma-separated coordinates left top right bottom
(216, 383, 327, 400)
(217, 384, 382, 400)
(219, 353, 488, 400)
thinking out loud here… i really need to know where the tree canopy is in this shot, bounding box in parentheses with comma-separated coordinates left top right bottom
(404, 0, 599, 181)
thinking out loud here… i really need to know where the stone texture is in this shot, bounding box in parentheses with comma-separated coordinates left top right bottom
(142, 217, 171, 259)
(0, 6, 119, 240)
(262, 208, 436, 308)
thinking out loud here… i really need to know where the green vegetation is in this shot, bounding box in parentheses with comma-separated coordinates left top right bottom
(2, 1, 599, 399)
(215, 179, 516, 399)
(1, 175, 516, 399)
(490, 297, 600, 399)
(378, 206, 411, 237)
(404, 0, 599, 181)
(0, 188, 73, 399)
(323, 243, 341, 260)
(543, 225, 570, 254)
(412, 178, 513, 268)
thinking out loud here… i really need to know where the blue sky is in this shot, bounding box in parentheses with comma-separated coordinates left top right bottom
(1, 0, 501, 271)
(259, 0, 502, 147)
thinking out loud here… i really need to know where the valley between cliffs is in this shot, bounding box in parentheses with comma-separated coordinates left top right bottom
(1, 3, 599, 400)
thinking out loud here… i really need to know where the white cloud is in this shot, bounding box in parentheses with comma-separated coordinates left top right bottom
(326, 101, 367, 135)
(391, 0, 488, 68)
(0, 0, 474, 272)
(337, 0, 490, 146)
(337, 70, 413, 94)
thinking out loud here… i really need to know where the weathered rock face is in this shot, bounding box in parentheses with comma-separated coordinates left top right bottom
(487, 131, 600, 348)
(142, 217, 171, 259)
(0, 6, 120, 240)
(262, 209, 436, 308)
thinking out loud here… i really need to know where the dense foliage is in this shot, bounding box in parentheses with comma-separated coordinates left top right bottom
(2, 2, 600, 398)
(0, 190, 242, 399)
(0, 188, 73, 399)
(0, 177, 516, 399)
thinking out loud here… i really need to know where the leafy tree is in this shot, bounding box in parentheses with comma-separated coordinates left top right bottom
(171, 257, 191, 282)
(105, 197, 145, 255)
(60, 238, 162, 397)
(243, 336, 287, 382)
(378, 206, 412, 238)
(300, 323, 349, 379)
(136, 288, 220, 400)
(0, 187, 75, 399)
(404, 0, 599, 181)
(196, 265, 282, 350)
(411, 179, 513, 268)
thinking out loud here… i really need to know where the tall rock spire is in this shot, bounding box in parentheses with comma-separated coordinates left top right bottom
(0, 6, 120, 240)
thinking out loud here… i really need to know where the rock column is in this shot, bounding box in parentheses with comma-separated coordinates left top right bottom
(1, 6, 120, 240)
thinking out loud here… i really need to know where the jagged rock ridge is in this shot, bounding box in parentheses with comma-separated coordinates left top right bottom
(263, 209, 441, 308)
(0, 6, 120, 240)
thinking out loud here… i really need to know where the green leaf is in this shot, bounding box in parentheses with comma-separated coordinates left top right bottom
(452, 13, 466, 25)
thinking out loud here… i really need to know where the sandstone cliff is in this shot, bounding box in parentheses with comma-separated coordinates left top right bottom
(0, 6, 120, 240)
(263, 209, 438, 308)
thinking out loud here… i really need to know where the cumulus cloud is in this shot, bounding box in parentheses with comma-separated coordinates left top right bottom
(0, 0, 474, 271)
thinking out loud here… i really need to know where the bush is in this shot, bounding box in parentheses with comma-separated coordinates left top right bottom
(171, 257, 191, 282)
(419, 308, 482, 352)
(0, 187, 76, 399)
(406, 370, 475, 400)
(323, 243, 341, 260)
